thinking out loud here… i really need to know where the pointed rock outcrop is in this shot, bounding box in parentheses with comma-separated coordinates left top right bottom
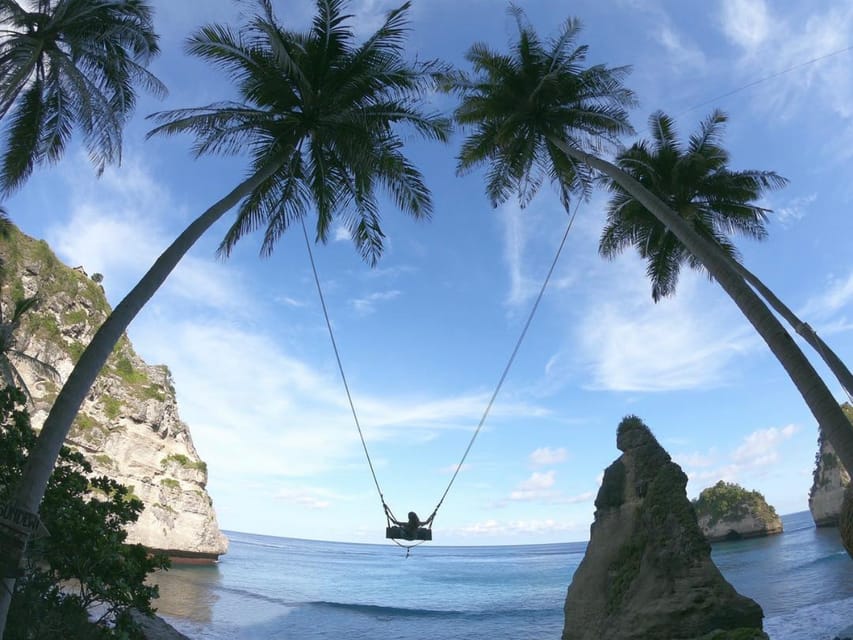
(562, 416, 766, 640)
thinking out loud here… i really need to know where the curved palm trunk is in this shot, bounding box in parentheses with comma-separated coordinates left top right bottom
(729, 260, 853, 403)
(550, 138, 853, 475)
(0, 160, 281, 637)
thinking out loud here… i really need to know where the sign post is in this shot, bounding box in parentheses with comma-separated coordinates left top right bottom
(0, 503, 47, 578)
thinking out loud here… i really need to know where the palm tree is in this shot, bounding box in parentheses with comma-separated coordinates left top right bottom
(600, 110, 853, 401)
(0, 0, 448, 633)
(444, 7, 853, 538)
(0, 295, 60, 402)
(0, 0, 166, 193)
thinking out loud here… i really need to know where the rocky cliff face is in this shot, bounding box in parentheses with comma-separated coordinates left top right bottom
(562, 416, 766, 640)
(0, 228, 227, 561)
(809, 406, 852, 527)
(694, 481, 782, 542)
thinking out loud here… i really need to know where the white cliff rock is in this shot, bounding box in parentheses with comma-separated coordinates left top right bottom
(1, 229, 227, 561)
(809, 411, 852, 527)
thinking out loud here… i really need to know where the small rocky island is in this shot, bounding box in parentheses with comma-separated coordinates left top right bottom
(562, 416, 767, 640)
(0, 227, 228, 562)
(809, 405, 852, 527)
(693, 481, 782, 542)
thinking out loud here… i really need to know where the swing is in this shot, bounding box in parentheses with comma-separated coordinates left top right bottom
(301, 204, 577, 549)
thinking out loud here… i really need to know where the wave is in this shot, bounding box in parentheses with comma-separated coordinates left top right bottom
(308, 600, 557, 620)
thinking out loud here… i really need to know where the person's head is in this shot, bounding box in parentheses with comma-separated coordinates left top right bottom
(407, 511, 419, 526)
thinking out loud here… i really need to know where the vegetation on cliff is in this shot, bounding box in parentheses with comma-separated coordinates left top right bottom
(812, 404, 852, 490)
(0, 387, 167, 639)
(693, 481, 777, 528)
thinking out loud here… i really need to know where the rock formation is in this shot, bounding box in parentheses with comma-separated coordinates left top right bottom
(694, 481, 782, 542)
(562, 416, 767, 640)
(809, 405, 852, 527)
(0, 228, 227, 561)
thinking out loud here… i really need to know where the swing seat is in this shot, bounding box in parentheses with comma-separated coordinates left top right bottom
(386, 525, 432, 541)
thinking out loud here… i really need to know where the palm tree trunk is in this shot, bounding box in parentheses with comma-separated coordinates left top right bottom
(729, 260, 853, 403)
(0, 160, 281, 638)
(549, 137, 853, 475)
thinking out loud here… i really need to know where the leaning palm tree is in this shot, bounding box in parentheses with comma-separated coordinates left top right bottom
(443, 7, 853, 532)
(0, 295, 60, 401)
(0, 0, 448, 633)
(0, 0, 165, 193)
(600, 110, 853, 401)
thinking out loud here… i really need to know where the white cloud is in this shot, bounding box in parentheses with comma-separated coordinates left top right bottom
(46, 157, 249, 314)
(275, 487, 337, 509)
(332, 225, 351, 243)
(349, 290, 401, 315)
(716, 2, 853, 154)
(679, 424, 800, 496)
(504, 471, 594, 505)
(658, 23, 706, 70)
(438, 463, 470, 474)
(773, 193, 817, 226)
(732, 424, 798, 466)
(719, 0, 771, 50)
(577, 263, 754, 392)
(276, 296, 307, 308)
(802, 272, 853, 319)
(529, 447, 568, 466)
(498, 197, 579, 310)
(454, 517, 585, 538)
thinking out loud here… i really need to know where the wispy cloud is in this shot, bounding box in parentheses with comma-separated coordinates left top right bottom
(773, 193, 817, 227)
(576, 262, 755, 392)
(529, 447, 568, 467)
(719, 0, 772, 50)
(46, 157, 250, 314)
(678, 423, 800, 495)
(350, 290, 401, 315)
(717, 1, 853, 155)
(275, 486, 340, 509)
(658, 22, 707, 70)
(801, 272, 853, 320)
(501, 471, 594, 506)
(454, 517, 587, 538)
(732, 424, 798, 466)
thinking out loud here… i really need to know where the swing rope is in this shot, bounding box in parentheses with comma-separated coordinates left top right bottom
(301, 218, 387, 514)
(423, 202, 579, 526)
(301, 199, 579, 539)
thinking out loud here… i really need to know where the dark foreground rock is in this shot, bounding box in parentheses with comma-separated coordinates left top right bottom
(128, 609, 190, 640)
(562, 416, 767, 640)
(841, 484, 853, 559)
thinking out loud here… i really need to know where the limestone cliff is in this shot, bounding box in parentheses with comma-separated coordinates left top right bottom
(809, 405, 852, 527)
(694, 481, 782, 542)
(562, 416, 766, 640)
(0, 227, 227, 561)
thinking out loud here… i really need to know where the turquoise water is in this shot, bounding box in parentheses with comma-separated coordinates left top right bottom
(153, 511, 853, 639)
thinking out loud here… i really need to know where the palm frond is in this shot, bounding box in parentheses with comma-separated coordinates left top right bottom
(1, 80, 45, 193)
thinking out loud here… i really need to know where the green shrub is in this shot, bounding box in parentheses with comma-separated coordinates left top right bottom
(102, 396, 122, 421)
(161, 453, 206, 473)
(0, 387, 168, 639)
(160, 478, 180, 490)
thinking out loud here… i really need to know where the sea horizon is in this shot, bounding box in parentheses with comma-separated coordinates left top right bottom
(217, 507, 814, 549)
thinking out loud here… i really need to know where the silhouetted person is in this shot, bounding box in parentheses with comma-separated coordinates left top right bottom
(390, 511, 432, 540)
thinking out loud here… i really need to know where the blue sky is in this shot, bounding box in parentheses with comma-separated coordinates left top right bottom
(6, 0, 853, 545)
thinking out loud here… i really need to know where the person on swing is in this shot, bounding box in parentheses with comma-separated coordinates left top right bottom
(394, 511, 432, 540)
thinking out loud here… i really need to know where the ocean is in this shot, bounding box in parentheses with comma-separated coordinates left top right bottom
(153, 511, 853, 639)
